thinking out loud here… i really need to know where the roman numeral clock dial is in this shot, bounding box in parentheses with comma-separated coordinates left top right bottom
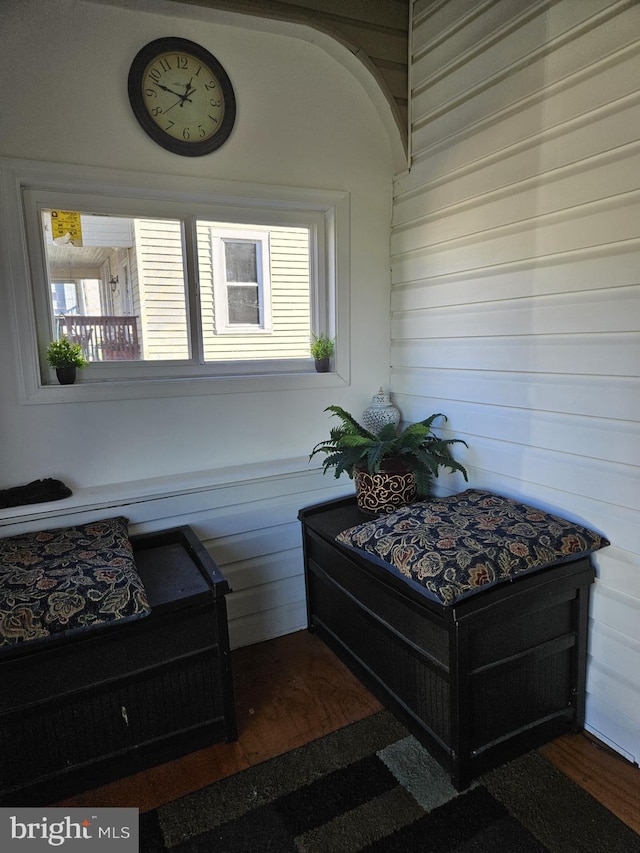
(128, 37, 236, 156)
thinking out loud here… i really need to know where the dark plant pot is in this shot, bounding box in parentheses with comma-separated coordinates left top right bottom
(314, 357, 330, 373)
(55, 366, 77, 385)
(353, 458, 418, 516)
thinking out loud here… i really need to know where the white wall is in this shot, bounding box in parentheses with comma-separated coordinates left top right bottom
(393, 0, 640, 762)
(0, 0, 397, 646)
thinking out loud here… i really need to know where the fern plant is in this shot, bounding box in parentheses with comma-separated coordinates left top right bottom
(309, 405, 468, 498)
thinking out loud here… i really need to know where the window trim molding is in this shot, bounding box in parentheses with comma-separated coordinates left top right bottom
(1, 157, 350, 403)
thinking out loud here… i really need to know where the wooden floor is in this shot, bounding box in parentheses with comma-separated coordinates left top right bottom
(56, 631, 640, 835)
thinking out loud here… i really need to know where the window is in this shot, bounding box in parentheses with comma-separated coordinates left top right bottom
(211, 228, 272, 332)
(3, 160, 349, 400)
(38, 212, 309, 363)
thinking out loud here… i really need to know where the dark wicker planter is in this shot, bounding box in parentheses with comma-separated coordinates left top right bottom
(353, 458, 418, 515)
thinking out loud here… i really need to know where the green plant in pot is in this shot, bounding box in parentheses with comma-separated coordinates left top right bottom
(46, 337, 88, 385)
(310, 334, 335, 372)
(309, 405, 468, 514)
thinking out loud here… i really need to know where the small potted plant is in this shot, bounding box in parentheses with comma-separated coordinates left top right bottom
(310, 334, 335, 372)
(309, 405, 468, 514)
(46, 336, 88, 385)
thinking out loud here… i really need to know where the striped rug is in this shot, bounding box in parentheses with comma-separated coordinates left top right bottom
(140, 711, 640, 853)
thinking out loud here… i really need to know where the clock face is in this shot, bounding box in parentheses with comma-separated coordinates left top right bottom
(128, 38, 236, 156)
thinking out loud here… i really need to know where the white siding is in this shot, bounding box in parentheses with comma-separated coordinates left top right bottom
(134, 218, 190, 360)
(393, 0, 640, 762)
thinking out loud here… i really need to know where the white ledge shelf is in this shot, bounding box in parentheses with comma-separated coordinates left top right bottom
(0, 457, 320, 533)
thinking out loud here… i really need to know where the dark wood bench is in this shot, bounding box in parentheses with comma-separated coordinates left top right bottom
(0, 525, 235, 805)
(299, 495, 597, 790)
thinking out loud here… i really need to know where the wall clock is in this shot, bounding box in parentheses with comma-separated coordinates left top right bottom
(128, 37, 236, 156)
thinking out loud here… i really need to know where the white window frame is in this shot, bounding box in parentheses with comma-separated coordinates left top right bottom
(210, 227, 273, 334)
(0, 158, 349, 403)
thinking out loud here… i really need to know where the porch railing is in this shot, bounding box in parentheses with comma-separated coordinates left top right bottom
(56, 316, 141, 361)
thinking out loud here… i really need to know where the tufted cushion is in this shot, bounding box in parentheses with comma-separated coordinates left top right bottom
(0, 517, 151, 648)
(336, 489, 609, 606)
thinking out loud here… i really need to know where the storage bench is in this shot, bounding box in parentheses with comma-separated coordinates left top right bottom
(299, 493, 605, 790)
(0, 523, 236, 805)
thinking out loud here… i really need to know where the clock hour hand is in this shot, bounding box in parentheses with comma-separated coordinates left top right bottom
(180, 78, 195, 102)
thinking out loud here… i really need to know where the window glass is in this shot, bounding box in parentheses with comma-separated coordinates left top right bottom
(200, 222, 312, 359)
(228, 285, 259, 324)
(226, 241, 258, 283)
(225, 240, 260, 325)
(40, 211, 315, 365)
(42, 211, 189, 362)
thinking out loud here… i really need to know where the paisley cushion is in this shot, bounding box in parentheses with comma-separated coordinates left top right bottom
(0, 517, 151, 648)
(336, 489, 609, 606)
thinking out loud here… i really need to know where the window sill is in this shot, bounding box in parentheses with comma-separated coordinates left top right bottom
(21, 368, 347, 404)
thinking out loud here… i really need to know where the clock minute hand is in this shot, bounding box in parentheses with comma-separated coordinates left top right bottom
(153, 81, 185, 98)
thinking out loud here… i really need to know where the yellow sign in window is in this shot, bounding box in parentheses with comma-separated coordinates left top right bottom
(50, 210, 83, 246)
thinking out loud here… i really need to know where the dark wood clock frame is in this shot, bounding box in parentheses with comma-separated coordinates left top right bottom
(128, 37, 236, 157)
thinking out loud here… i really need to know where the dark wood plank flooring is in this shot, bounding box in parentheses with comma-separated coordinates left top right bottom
(55, 631, 640, 835)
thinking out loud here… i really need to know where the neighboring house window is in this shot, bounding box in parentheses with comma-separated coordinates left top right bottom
(226, 241, 262, 325)
(210, 228, 272, 334)
(3, 159, 348, 400)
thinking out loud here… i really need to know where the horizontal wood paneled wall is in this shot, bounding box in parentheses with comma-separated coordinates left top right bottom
(0, 459, 353, 651)
(394, 0, 640, 762)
